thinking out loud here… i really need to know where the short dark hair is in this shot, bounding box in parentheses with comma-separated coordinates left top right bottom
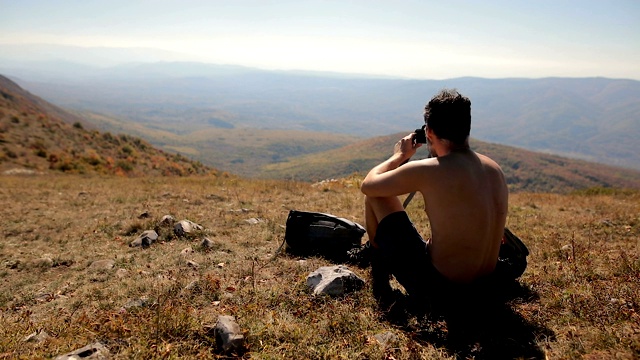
(423, 89, 471, 145)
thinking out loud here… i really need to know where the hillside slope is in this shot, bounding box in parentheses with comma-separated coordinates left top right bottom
(261, 133, 640, 193)
(9, 66, 640, 170)
(0, 75, 211, 176)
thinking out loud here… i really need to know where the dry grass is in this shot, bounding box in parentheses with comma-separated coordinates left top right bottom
(0, 174, 638, 359)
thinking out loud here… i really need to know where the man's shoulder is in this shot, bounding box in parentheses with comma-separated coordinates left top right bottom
(475, 151, 503, 170)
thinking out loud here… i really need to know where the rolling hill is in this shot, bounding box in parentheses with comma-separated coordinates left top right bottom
(261, 133, 640, 193)
(3, 72, 640, 193)
(0, 75, 210, 176)
(4, 61, 640, 171)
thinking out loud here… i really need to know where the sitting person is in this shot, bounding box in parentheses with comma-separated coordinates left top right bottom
(360, 89, 513, 310)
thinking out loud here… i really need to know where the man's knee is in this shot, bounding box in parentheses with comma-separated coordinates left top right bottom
(365, 195, 404, 222)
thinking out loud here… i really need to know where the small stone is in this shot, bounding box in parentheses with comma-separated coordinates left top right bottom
(211, 315, 244, 352)
(160, 215, 175, 225)
(34, 257, 54, 268)
(115, 269, 129, 279)
(200, 237, 215, 249)
(24, 330, 50, 343)
(244, 218, 261, 225)
(306, 265, 365, 296)
(129, 230, 158, 248)
(89, 260, 115, 270)
(180, 247, 194, 257)
(186, 260, 200, 269)
(174, 220, 203, 237)
(374, 331, 398, 347)
(123, 297, 152, 309)
(138, 211, 151, 219)
(54, 341, 110, 360)
(3, 259, 19, 269)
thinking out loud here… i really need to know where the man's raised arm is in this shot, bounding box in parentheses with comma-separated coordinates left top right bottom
(361, 134, 422, 197)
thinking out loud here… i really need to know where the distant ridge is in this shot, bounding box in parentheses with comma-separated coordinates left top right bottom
(0, 75, 211, 176)
(261, 133, 640, 193)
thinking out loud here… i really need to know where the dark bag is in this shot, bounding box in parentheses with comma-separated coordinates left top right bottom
(497, 227, 529, 280)
(284, 210, 366, 262)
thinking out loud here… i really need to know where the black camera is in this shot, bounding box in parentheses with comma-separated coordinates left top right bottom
(413, 127, 427, 144)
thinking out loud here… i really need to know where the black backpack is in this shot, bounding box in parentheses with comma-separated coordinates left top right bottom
(284, 210, 366, 262)
(497, 227, 530, 280)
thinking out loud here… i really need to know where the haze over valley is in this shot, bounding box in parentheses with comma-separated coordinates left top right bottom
(3, 50, 640, 174)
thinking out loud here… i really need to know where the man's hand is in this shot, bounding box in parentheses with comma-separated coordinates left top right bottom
(393, 133, 422, 164)
(361, 133, 425, 197)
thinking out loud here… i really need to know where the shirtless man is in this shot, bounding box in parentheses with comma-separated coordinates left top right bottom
(360, 89, 508, 302)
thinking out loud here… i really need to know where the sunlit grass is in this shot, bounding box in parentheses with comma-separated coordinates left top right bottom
(0, 174, 638, 359)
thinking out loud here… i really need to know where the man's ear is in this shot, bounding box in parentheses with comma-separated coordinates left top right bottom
(426, 127, 436, 141)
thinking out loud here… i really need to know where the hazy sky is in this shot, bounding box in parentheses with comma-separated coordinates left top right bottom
(1, 0, 639, 79)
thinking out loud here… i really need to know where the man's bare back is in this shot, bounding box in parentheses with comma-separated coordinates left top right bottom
(360, 89, 509, 290)
(414, 149, 508, 282)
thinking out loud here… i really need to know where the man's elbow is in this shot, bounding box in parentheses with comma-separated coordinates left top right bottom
(360, 179, 370, 195)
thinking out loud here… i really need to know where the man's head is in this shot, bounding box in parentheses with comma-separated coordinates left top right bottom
(423, 89, 471, 146)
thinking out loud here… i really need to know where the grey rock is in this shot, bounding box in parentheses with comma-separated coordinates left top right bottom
(115, 269, 128, 279)
(129, 230, 158, 248)
(34, 257, 54, 268)
(24, 330, 50, 343)
(212, 315, 244, 352)
(306, 265, 365, 296)
(138, 211, 151, 219)
(180, 247, 194, 257)
(54, 342, 110, 359)
(89, 260, 114, 270)
(3, 259, 19, 269)
(123, 297, 153, 310)
(244, 218, 261, 225)
(174, 220, 203, 237)
(374, 331, 398, 347)
(186, 260, 200, 269)
(200, 237, 215, 249)
(160, 215, 174, 225)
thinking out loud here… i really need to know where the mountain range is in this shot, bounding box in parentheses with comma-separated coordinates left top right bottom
(1, 73, 639, 193)
(3, 59, 639, 172)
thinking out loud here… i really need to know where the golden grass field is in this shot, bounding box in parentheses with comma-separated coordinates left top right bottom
(0, 174, 638, 359)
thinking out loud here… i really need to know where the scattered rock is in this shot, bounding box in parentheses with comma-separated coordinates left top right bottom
(206, 194, 225, 201)
(180, 247, 194, 257)
(174, 220, 203, 237)
(374, 331, 398, 347)
(210, 315, 244, 352)
(34, 257, 54, 268)
(2, 168, 38, 175)
(129, 230, 158, 248)
(123, 297, 153, 310)
(138, 211, 151, 219)
(228, 208, 250, 213)
(89, 260, 114, 270)
(244, 218, 261, 225)
(160, 215, 175, 226)
(200, 237, 215, 249)
(306, 265, 365, 296)
(186, 260, 200, 269)
(115, 269, 129, 279)
(54, 341, 110, 360)
(2, 259, 19, 269)
(184, 280, 200, 291)
(24, 330, 50, 343)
